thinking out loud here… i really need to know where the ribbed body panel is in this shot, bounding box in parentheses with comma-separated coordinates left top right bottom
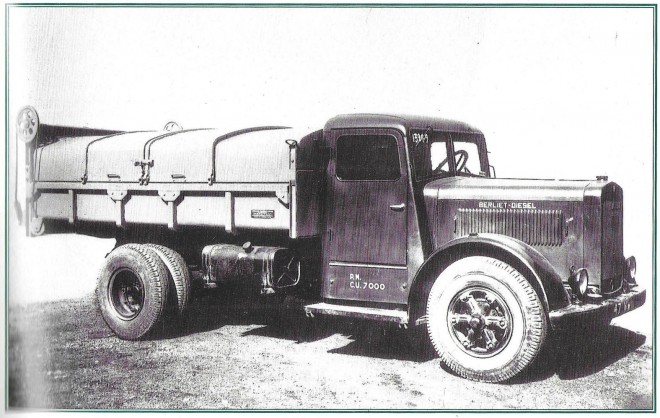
(456, 208, 565, 247)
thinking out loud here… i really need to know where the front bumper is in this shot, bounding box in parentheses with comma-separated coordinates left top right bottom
(549, 286, 646, 330)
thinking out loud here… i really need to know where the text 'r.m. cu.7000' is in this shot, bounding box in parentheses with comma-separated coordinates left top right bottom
(14, 106, 645, 383)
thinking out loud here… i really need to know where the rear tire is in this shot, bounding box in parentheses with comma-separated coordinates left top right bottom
(143, 244, 192, 316)
(426, 256, 547, 382)
(96, 244, 171, 340)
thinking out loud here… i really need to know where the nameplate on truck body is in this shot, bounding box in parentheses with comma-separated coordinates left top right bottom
(251, 209, 275, 219)
(478, 201, 537, 209)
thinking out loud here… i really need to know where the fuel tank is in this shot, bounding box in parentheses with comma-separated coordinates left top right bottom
(201, 243, 301, 291)
(423, 176, 625, 293)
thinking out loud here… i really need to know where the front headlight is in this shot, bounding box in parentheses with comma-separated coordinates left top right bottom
(626, 256, 637, 282)
(569, 268, 589, 299)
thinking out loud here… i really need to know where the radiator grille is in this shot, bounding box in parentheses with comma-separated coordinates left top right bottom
(456, 208, 565, 247)
(601, 201, 623, 291)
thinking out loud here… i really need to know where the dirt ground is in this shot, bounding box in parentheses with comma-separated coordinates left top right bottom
(6, 233, 655, 410)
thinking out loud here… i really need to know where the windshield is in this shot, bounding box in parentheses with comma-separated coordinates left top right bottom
(411, 130, 488, 181)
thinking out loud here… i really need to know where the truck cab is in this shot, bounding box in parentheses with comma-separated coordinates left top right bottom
(320, 114, 490, 308)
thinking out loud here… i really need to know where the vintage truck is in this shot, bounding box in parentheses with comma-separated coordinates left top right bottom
(14, 105, 645, 382)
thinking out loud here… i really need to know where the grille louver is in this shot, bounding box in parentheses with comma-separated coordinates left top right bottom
(456, 208, 565, 247)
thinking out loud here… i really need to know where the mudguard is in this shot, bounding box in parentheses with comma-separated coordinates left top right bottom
(410, 233, 571, 313)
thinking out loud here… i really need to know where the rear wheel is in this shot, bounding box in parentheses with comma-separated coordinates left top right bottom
(426, 256, 547, 382)
(97, 245, 171, 340)
(143, 244, 192, 316)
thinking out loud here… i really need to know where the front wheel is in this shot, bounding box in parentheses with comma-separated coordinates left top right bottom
(426, 256, 547, 382)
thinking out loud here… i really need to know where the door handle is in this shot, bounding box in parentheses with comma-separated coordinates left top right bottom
(389, 203, 406, 212)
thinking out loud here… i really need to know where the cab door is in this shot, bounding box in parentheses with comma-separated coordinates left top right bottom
(323, 129, 408, 304)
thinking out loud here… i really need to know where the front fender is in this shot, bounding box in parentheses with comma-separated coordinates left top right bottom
(410, 233, 570, 313)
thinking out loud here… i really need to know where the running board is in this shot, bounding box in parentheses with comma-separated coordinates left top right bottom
(304, 302, 408, 325)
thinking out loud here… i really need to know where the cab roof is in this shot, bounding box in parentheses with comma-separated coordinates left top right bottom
(324, 113, 483, 135)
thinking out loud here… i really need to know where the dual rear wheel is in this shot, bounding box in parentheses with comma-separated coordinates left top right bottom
(96, 244, 191, 340)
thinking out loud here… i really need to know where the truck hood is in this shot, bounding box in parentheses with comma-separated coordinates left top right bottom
(423, 177, 595, 202)
(422, 175, 625, 294)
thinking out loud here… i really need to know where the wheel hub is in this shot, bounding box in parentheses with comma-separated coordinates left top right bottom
(109, 269, 144, 320)
(469, 314, 484, 329)
(447, 286, 513, 358)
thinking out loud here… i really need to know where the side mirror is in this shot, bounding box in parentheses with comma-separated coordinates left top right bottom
(489, 165, 497, 178)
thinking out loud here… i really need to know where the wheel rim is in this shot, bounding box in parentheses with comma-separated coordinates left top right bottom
(446, 285, 513, 358)
(109, 269, 144, 320)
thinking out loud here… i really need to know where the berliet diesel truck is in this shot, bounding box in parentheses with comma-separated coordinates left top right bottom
(15, 105, 645, 382)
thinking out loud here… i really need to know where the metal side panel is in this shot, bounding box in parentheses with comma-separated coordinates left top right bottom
(85, 131, 161, 183)
(234, 196, 290, 230)
(455, 208, 565, 247)
(295, 170, 324, 237)
(176, 195, 227, 227)
(34, 191, 73, 220)
(212, 131, 292, 183)
(34, 185, 292, 232)
(147, 129, 221, 183)
(35, 136, 104, 182)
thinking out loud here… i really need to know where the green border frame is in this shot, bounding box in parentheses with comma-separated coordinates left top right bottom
(1, 3, 659, 6)
(3, 2, 657, 413)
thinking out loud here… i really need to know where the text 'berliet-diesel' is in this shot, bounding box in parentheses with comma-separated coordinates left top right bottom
(15, 106, 645, 383)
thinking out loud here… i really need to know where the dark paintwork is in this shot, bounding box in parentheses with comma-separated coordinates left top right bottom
(422, 176, 625, 292)
(325, 113, 483, 135)
(201, 243, 295, 290)
(322, 128, 409, 304)
(549, 286, 645, 329)
(304, 302, 408, 324)
(319, 113, 634, 319)
(294, 130, 327, 238)
(409, 233, 571, 312)
(320, 115, 489, 306)
(36, 124, 124, 147)
(428, 198, 583, 286)
(583, 181, 625, 294)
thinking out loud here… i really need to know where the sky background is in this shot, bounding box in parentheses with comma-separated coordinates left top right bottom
(5, 6, 655, 331)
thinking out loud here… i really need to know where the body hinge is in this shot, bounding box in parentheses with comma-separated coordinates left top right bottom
(107, 189, 128, 228)
(159, 190, 181, 230)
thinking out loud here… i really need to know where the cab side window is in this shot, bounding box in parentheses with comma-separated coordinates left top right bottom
(336, 135, 400, 181)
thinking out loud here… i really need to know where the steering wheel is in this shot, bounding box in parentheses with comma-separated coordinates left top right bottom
(436, 150, 470, 173)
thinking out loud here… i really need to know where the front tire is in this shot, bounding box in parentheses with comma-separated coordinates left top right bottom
(426, 256, 547, 382)
(97, 245, 171, 340)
